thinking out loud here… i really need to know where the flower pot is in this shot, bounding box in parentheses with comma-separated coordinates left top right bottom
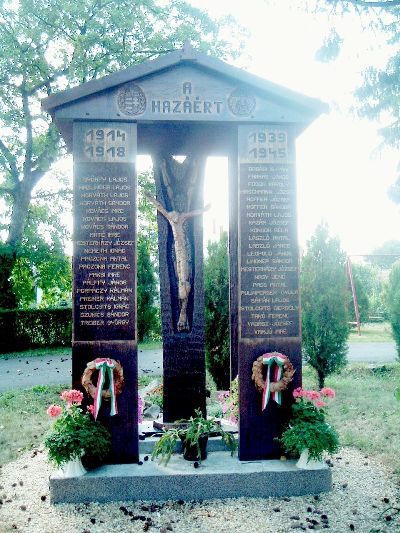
(59, 455, 87, 478)
(296, 448, 325, 470)
(181, 435, 208, 462)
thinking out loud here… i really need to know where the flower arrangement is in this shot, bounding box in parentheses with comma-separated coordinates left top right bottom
(279, 387, 339, 462)
(217, 376, 239, 425)
(44, 389, 111, 467)
(152, 408, 237, 465)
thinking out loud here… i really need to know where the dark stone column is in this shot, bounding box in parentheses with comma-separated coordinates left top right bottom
(236, 125, 302, 460)
(151, 153, 207, 423)
(72, 121, 138, 463)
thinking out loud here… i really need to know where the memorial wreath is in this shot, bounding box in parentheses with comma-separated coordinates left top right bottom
(251, 352, 295, 409)
(81, 358, 124, 419)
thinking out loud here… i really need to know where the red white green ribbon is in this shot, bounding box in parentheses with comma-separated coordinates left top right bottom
(93, 358, 118, 420)
(261, 352, 288, 410)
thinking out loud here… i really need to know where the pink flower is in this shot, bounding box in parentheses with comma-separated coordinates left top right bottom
(60, 389, 84, 406)
(222, 404, 228, 414)
(293, 387, 304, 399)
(138, 394, 144, 424)
(305, 390, 320, 401)
(314, 400, 326, 408)
(47, 404, 62, 417)
(87, 404, 95, 415)
(320, 387, 336, 399)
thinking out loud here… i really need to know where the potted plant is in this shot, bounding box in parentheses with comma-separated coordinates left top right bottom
(151, 408, 237, 465)
(44, 389, 111, 477)
(279, 387, 339, 469)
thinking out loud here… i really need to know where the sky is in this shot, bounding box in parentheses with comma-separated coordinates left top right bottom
(183, 0, 399, 257)
(41, 0, 399, 259)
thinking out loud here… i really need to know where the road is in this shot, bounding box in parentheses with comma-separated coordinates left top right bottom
(0, 343, 397, 393)
(0, 348, 163, 393)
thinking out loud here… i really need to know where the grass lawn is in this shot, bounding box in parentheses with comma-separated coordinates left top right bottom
(303, 363, 400, 475)
(0, 384, 64, 466)
(0, 339, 163, 360)
(348, 321, 393, 343)
(0, 375, 157, 466)
(1, 362, 399, 480)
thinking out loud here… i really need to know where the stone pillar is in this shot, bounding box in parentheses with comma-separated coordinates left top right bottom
(72, 121, 138, 463)
(236, 125, 302, 460)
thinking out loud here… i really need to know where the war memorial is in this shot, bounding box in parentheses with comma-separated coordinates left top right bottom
(42, 43, 331, 502)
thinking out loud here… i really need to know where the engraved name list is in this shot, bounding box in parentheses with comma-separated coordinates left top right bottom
(238, 125, 300, 339)
(73, 122, 136, 341)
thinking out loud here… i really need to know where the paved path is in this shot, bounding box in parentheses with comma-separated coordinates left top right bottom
(0, 348, 163, 393)
(0, 343, 397, 393)
(345, 342, 397, 363)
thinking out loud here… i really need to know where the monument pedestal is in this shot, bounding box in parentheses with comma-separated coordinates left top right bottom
(50, 441, 332, 503)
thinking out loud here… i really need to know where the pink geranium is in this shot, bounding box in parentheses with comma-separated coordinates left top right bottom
(304, 390, 320, 401)
(47, 404, 62, 417)
(60, 389, 84, 406)
(87, 404, 95, 415)
(314, 400, 326, 408)
(320, 387, 336, 399)
(293, 387, 305, 399)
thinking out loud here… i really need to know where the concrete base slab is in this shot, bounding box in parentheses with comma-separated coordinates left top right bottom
(50, 451, 332, 503)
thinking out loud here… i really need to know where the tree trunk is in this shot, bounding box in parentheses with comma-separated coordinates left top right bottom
(0, 246, 17, 309)
(317, 368, 325, 389)
(1, 184, 32, 309)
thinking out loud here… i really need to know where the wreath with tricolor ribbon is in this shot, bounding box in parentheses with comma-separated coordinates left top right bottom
(81, 358, 124, 420)
(251, 352, 295, 410)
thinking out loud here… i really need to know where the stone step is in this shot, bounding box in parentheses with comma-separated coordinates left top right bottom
(50, 451, 331, 503)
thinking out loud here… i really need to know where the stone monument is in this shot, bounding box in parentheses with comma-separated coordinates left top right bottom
(42, 43, 327, 468)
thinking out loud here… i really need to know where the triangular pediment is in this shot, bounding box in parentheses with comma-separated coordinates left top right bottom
(42, 45, 327, 148)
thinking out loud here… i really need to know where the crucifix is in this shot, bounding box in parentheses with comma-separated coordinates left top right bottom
(145, 156, 209, 332)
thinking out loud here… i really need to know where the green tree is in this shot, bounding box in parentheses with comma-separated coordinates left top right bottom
(136, 169, 161, 341)
(10, 176, 72, 308)
(301, 223, 349, 388)
(137, 235, 159, 342)
(368, 241, 400, 270)
(350, 262, 387, 318)
(386, 261, 400, 360)
(0, 0, 243, 308)
(204, 231, 230, 390)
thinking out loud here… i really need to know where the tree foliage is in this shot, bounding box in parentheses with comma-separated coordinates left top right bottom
(386, 261, 400, 360)
(204, 231, 230, 390)
(350, 262, 387, 318)
(368, 240, 400, 269)
(137, 235, 159, 342)
(136, 169, 161, 341)
(0, 0, 243, 307)
(301, 223, 349, 388)
(10, 177, 72, 308)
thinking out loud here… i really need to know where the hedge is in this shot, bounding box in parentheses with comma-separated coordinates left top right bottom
(0, 307, 72, 354)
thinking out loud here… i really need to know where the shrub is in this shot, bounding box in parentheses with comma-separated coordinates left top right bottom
(0, 307, 71, 353)
(204, 232, 230, 389)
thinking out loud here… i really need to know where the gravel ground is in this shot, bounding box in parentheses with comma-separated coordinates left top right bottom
(0, 447, 399, 533)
